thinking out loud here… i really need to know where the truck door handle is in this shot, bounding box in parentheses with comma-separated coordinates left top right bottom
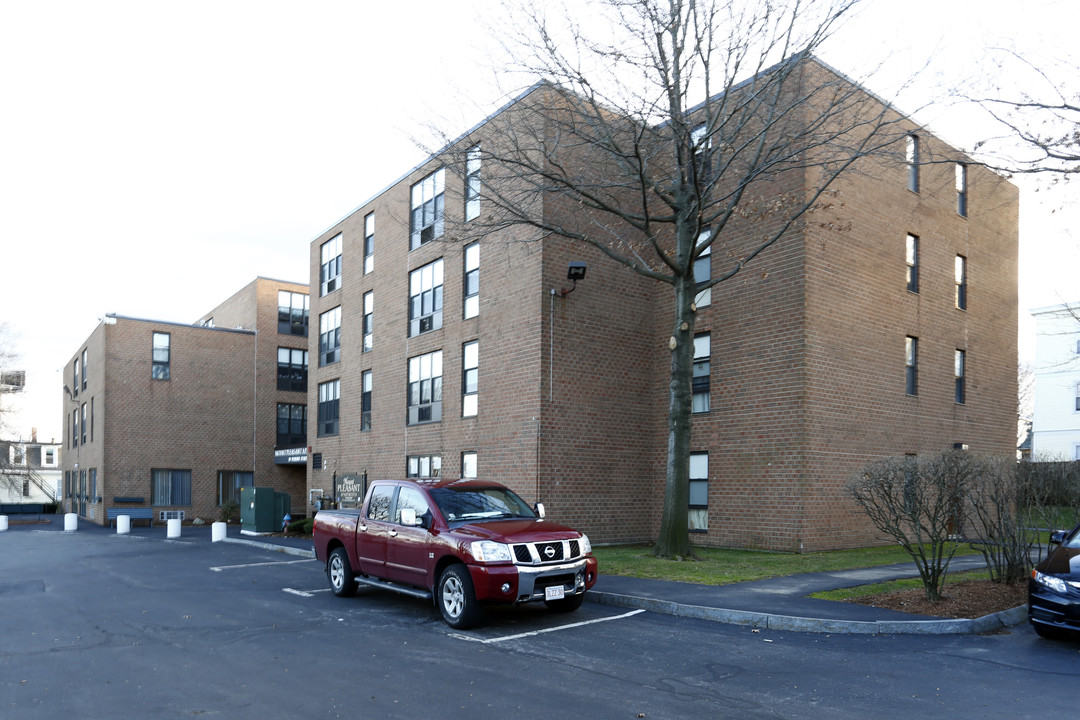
(388, 529, 398, 537)
(359, 523, 367, 532)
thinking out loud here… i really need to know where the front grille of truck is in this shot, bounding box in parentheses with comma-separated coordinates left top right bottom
(511, 539, 583, 565)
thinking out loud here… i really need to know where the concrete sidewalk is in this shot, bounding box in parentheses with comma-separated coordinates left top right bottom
(1, 513, 1029, 635)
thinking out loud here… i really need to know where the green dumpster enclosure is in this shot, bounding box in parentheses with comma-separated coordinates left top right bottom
(240, 487, 290, 535)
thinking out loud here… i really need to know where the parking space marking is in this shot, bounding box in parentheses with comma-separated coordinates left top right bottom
(283, 587, 331, 598)
(451, 609, 646, 644)
(209, 559, 314, 573)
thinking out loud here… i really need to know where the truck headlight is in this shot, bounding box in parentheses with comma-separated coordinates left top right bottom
(471, 541, 512, 563)
(579, 533, 592, 555)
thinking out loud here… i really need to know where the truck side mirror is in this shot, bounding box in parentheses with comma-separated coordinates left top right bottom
(400, 508, 418, 527)
(534, 503, 545, 519)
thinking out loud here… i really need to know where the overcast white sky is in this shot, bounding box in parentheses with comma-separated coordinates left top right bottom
(1, 0, 1076, 442)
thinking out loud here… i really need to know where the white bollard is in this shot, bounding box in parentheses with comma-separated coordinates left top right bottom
(116, 515, 131, 535)
(0, 515, 8, 532)
(64, 513, 78, 532)
(211, 521, 227, 542)
(166, 518, 181, 539)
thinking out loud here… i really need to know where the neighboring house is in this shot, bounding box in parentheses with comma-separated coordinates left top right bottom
(304, 61, 1019, 551)
(59, 278, 309, 526)
(0, 433, 62, 511)
(1030, 303, 1080, 460)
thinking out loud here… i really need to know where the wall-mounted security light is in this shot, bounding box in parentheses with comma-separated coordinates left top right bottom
(953, 443, 969, 451)
(559, 262, 587, 297)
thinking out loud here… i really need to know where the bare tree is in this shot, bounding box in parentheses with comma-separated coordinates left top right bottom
(966, 455, 1037, 585)
(847, 451, 974, 602)
(427, 0, 914, 557)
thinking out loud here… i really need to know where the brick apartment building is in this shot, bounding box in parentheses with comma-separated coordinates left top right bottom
(60, 278, 310, 526)
(305, 60, 1018, 552)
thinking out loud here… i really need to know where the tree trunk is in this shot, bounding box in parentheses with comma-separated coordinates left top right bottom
(653, 274, 698, 558)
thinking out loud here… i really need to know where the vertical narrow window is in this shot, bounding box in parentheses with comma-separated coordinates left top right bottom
(152, 332, 170, 380)
(465, 145, 481, 221)
(407, 350, 443, 425)
(277, 347, 308, 392)
(361, 370, 372, 431)
(410, 168, 445, 249)
(463, 242, 479, 319)
(691, 124, 713, 184)
(278, 291, 309, 336)
(462, 341, 478, 417)
(689, 452, 708, 532)
(90, 398, 94, 442)
(954, 350, 966, 404)
(72, 409, 79, 448)
(694, 229, 712, 307)
(364, 213, 374, 274)
(409, 259, 444, 336)
(81, 403, 87, 444)
(462, 452, 477, 479)
(905, 233, 919, 293)
(319, 306, 341, 366)
(692, 334, 710, 413)
(81, 348, 88, 390)
(1075, 383, 1080, 412)
(320, 233, 342, 296)
(276, 403, 307, 446)
(955, 163, 968, 217)
(317, 379, 340, 437)
(906, 134, 920, 192)
(905, 336, 918, 396)
(73, 358, 80, 397)
(363, 292, 373, 352)
(954, 255, 967, 310)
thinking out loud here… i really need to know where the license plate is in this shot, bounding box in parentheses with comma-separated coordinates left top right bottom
(545, 586, 565, 601)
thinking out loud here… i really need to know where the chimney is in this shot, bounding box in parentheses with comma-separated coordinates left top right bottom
(31, 427, 37, 443)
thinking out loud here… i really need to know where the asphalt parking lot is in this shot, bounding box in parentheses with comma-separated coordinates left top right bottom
(2, 523, 1076, 719)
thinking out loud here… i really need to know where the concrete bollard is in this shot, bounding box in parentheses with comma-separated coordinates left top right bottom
(0, 515, 8, 532)
(116, 515, 131, 534)
(64, 513, 78, 532)
(166, 518, 181, 539)
(211, 521, 227, 542)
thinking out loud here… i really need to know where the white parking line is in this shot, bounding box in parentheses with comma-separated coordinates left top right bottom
(283, 587, 331, 598)
(209, 559, 314, 573)
(451, 609, 646, 644)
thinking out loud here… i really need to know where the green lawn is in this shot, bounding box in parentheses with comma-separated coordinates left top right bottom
(591, 543, 982, 586)
(808, 569, 992, 601)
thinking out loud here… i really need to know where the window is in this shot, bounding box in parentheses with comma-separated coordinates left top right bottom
(320, 233, 342, 296)
(152, 469, 192, 506)
(278, 290, 309, 336)
(465, 145, 481, 221)
(955, 163, 968, 217)
(693, 334, 710, 413)
(463, 242, 479, 319)
(691, 124, 713, 184)
(44, 447, 56, 466)
(694, 229, 712, 307)
(11, 445, 25, 466)
(395, 486, 431, 525)
(80, 403, 87, 444)
(88, 468, 96, 502)
(361, 370, 372, 431)
(1075, 383, 1080, 412)
(90, 398, 94, 442)
(318, 379, 340, 436)
(73, 358, 79, 397)
(954, 350, 966, 404)
(364, 213, 374, 274)
(407, 350, 443, 425)
(905, 233, 919, 293)
(410, 168, 445, 249)
(218, 471, 253, 506)
(955, 255, 967, 310)
(409, 258, 444, 336)
(462, 341, 478, 417)
(72, 409, 79, 448)
(363, 291, 373, 352)
(905, 336, 918, 396)
(367, 485, 393, 521)
(81, 348, 88, 390)
(277, 347, 308, 392)
(906, 134, 919, 192)
(276, 403, 307, 447)
(152, 332, 170, 379)
(689, 452, 708, 532)
(319, 306, 341, 366)
(462, 451, 477, 479)
(407, 455, 441, 479)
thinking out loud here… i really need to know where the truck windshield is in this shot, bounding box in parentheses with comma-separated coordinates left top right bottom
(429, 486, 536, 522)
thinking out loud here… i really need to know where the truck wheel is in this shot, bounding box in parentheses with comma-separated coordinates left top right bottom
(327, 547, 357, 597)
(545, 593, 584, 613)
(438, 565, 480, 629)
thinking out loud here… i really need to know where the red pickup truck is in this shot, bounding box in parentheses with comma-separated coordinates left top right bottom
(313, 478, 599, 628)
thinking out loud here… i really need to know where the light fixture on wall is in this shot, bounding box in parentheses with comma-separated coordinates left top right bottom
(559, 262, 587, 297)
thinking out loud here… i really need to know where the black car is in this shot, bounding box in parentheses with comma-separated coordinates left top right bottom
(1029, 523, 1080, 639)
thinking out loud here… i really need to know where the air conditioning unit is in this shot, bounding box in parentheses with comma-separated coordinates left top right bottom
(159, 510, 186, 521)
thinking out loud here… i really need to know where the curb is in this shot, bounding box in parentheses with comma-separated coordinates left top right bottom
(222, 536, 316, 559)
(586, 590, 1029, 635)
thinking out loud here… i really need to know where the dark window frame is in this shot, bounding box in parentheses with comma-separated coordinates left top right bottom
(317, 379, 340, 437)
(905, 336, 919, 396)
(320, 233, 343, 296)
(409, 168, 445, 250)
(152, 332, 171, 380)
